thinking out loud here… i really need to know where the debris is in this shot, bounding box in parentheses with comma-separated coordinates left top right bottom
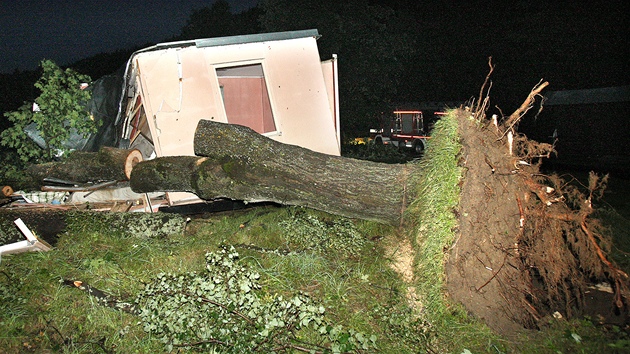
(0, 218, 52, 255)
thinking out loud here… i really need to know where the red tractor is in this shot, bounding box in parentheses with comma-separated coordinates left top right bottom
(370, 110, 443, 154)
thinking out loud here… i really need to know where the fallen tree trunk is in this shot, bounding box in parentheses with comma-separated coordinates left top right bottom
(131, 120, 413, 224)
(27, 147, 143, 184)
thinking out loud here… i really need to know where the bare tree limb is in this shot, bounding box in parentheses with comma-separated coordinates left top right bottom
(474, 56, 495, 119)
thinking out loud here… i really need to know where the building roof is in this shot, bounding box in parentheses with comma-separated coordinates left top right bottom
(545, 85, 630, 105)
(138, 29, 321, 53)
(195, 29, 320, 48)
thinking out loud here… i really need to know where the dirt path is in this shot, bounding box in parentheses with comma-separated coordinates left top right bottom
(387, 234, 422, 309)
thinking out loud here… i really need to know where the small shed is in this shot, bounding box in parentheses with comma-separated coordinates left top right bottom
(116, 29, 340, 205)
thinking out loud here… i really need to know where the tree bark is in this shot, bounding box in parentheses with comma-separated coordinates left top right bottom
(131, 120, 413, 224)
(27, 147, 143, 185)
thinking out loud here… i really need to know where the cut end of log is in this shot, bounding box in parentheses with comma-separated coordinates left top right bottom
(2, 185, 13, 197)
(125, 150, 144, 180)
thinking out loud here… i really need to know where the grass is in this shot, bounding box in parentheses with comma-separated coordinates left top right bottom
(1, 111, 628, 353)
(405, 111, 502, 352)
(0, 205, 427, 353)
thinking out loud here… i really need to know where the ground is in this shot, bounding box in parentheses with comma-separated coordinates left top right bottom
(0, 209, 67, 246)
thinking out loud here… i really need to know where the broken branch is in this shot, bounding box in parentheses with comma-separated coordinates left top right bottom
(475, 56, 495, 119)
(505, 80, 549, 129)
(27, 147, 143, 186)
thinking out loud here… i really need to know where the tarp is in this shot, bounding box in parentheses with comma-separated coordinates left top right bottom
(83, 70, 125, 151)
(23, 69, 125, 153)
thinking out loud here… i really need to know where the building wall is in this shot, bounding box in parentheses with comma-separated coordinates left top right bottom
(132, 36, 340, 205)
(135, 36, 339, 158)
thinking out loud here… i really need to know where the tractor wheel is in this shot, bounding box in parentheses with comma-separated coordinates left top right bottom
(413, 140, 424, 154)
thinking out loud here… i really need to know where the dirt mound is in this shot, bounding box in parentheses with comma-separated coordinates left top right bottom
(446, 81, 629, 335)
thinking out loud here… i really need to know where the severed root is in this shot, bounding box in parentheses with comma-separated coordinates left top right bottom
(523, 178, 563, 206)
(505, 80, 549, 129)
(498, 80, 550, 141)
(525, 171, 628, 311)
(539, 200, 629, 309)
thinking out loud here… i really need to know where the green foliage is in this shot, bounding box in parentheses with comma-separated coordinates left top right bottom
(0, 149, 34, 189)
(0, 269, 28, 318)
(371, 302, 436, 352)
(135, 246, 376, 352)
(518, 317, 630, 353)
(280, 208, 366, 257)
(65, 211, 187, 239)
(0, 60, 95, 164)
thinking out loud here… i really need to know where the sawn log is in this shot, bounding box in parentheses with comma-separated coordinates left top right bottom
(27, 147, 143, 184)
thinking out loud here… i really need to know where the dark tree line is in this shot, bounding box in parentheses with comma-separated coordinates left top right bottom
(2, 0, 628, 136)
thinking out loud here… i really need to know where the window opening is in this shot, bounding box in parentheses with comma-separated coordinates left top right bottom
(216, 64, 276, 134)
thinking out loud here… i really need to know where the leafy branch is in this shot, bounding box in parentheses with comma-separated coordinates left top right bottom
(1, 60, 95, 164)
(135, 246, 376, 352)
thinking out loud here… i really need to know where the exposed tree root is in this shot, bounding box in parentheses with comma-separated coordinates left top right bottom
(446, 63, 628, 335)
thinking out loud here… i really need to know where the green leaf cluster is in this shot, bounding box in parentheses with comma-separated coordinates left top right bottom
(280, 208, 366, 257)
(0, 60, 95, 164)
(371, 303, 436, 352)
(135, 246, 376, 352)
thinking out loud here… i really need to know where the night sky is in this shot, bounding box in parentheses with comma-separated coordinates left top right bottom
(0, 0, 258, 73)
(2, 0, 627, 89)
(1, 0, 628, 108)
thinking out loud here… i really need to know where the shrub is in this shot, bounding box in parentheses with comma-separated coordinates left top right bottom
(1, 60, 95, 164)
